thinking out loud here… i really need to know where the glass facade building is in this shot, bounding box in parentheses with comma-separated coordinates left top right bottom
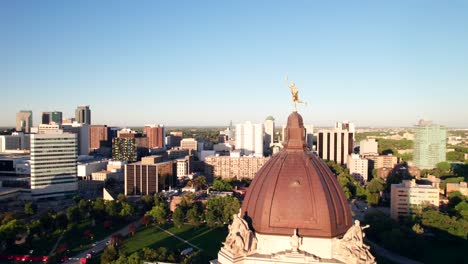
(413, 120, 446, 169)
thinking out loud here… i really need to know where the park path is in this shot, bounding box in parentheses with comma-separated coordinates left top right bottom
(154, 225, 202, 251)
(367, 239, 423, 264)
(48, 232, 65, 256)
(64, 217, 142, 264)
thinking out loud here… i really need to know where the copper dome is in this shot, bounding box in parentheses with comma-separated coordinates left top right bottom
(241, 112, 352, 238)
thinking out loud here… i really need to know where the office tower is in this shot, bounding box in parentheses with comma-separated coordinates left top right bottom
(235, 121, 264, 157)
(50, 111, 63, 125)
(304, 124, 314, 150)
(347, 154, 369, 182)
(124, 159, 175, 195)
(391, 180, 439, 220)
(317, 121, 355, 165)
(264, 116, 275, 150)
(89, 125, 112, 151)
(144, 125, 165, 149)
(360, 139, 378, 156)
(75, 105, 91, 125)
(413, 120, 446, 169)
(16, 110, 33, 133)
(30, 130, 78, 199)
(41, 112, 51, 125)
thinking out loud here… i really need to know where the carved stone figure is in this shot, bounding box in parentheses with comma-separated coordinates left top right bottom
(222, 209, 257, 256)
(335, 220, 376, 264)
(289, 228, 301, 252)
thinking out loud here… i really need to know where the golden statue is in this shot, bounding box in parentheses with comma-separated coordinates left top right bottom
(285, 76, 307, 111)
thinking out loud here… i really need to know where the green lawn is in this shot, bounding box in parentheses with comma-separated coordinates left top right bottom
(58, 218, 133, 256)
(119, 224, 228, 262)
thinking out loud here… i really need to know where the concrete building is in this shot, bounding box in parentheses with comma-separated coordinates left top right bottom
(75, 105, 91, 125)
(144, 125, 165, 149)
(235, 121, 264, 157)
(167, 131, 183, 147)
(446, 182, 468, 196)
(16, 110, 33, 133)
(62, 123, 90, 156)
(0, 153, 30, 187)
(176, 158, 188, 178)
(77, 160, 108, 179)
(167, 148, 190, 160)
(180, 138, 198, 154)
(204, 155, 269, 180)
(0, 135, 22, 152)
(264, 116, 275, 151)
(89, 125, 113, 152)
(124, 159, 175, 196)
(30, 130, 78, 199)
(112, 130, 149, 162)
(360, 139, 378, 156)
(304, 124, 314, 150)
(347, 154, 369, 182)
(413, 120, 446, 169)
(317, 121, 355, 165)
(390, 179, 439, 220)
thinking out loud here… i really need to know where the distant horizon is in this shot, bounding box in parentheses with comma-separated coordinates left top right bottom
(2, 1, 467, 127)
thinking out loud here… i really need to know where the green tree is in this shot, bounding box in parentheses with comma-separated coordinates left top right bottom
(67, 206, 81, 223)
(24, 202, 38, 216)
(119, 202, 134, 218)
(187, 204, 201, 227)
(212, 178, 233, 191)
(436, 161, 451, 172)
(101, 245, 119, 264)
(0, 219, 26, 247)
(146, 205, 168, 224)
(78, 199, 90, 216)
(127, 252, 142, 264)
(54, 212, 69, 231)
(106, 201, 120, 218)
(141, 195, 154, 211)
(173, 207, 185, 228)
(141, 247, 158, 261)
(193, 176, 207, 189)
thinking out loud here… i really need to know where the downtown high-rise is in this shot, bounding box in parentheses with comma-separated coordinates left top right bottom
(75, 105, 91, 125)
(30, 130, 78, 199)
(413, 120, 446, 169)
(16, 110, 33, 133)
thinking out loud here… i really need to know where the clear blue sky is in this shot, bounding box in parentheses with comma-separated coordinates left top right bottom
(1, 1, 467, 127)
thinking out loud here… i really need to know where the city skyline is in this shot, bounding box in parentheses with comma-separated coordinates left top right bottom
(2, 1, 468, 127)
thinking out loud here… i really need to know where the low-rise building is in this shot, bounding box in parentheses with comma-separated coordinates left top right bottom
(391, 179, 439, 220)
(446, 182, 468, 196)
(77, 160, 108, 179)
(124, 159, 175, 196)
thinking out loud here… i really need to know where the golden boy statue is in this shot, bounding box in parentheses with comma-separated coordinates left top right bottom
(285, 76, 307, 111)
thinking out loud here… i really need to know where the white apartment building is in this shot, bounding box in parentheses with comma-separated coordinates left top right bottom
(30, 130, 78, 199)
(390, 179, 439, 219)
(347, 154, 369, 182)
(235, 121, 264, 157)
(317, 121, 355, 165)
(176, 159, 188, 178)
(264, 116, 275, 150)
(360, 138, 378, 156)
